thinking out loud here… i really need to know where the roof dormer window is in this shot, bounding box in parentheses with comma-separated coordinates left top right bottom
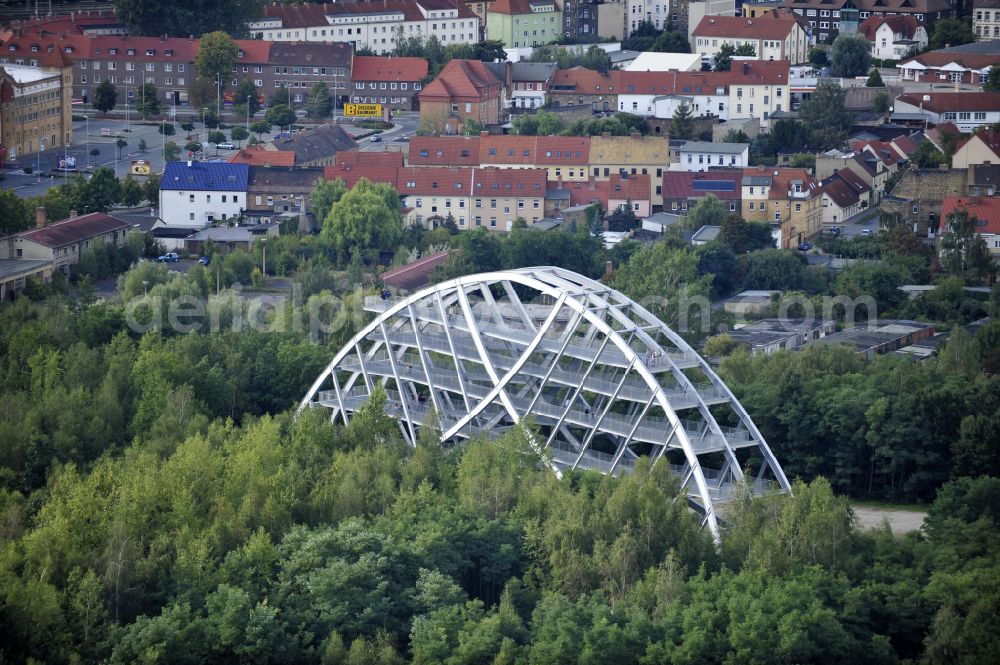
(127, 48, 136, 55)
(165, 49, 173, 56)
(109, 47, 118, 54)
(31, 45, 38, 52)
(145, 49, 155, 56)
(65, 46, 73, 53)
(238, 50, 244, 58)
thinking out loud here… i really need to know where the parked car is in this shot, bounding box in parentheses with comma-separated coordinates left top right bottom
(861, 229, 873, 237)
(797, 242, 813, 251)
(830, 226, 842, 236)
(198, 255, 211, 266)
(158, 252, 179, 263)
(216, 142, 235, 150)
(370, 134, 382, 143)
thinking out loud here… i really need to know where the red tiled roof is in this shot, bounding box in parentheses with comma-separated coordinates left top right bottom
(890, 134, 919, 158)
(408, 136, 481, 165)
(474, 166, 547, 194)
(604, 61, 788, 96)
(383, 250, 453, 290)
(741, 166, 818, 199)
(39, 48, 73, 67)
(12, 212, 130, 248)
(324, 163, 401, 189)
(87, 34, 198, 61)
(352, 55, 428, 82)
(334, 150, 405, 170)
(858, 140, 901, 166)
(901, 51, 1000, 71)
(859, 15, 922, 41)
(489, 0, 560, 14)
(232, 39, 271, 64)
(229, 146, 296, 167)
(551, 66, 615, 95)
(836, 168, 872, 196)
(419, 59, 503, 102)
(535, 136, 590, 164)
(550, 174, 650, 208)
(942, 196, 1000, 234)
(897, 92, 1000, 113)
(692, 14, 799, 40)
(661, 170, 743, 201)
(481, 135, 540, 165)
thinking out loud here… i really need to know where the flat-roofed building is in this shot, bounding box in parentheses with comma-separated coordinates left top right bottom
(0, 50, 73, 161)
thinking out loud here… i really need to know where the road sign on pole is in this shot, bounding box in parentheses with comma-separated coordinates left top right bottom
(344, 103, 383, 118)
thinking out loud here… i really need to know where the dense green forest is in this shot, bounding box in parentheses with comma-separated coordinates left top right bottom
(2, 180, 999, 662)
(0, 245, 999, 662)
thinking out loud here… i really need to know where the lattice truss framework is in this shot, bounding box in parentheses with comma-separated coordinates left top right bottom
(300, 267, 790, 535)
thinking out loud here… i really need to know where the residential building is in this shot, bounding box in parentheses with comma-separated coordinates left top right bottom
(419, 59, 504, 128)
(627, 0, 680, 34)
(247, 0, 479, 54)
(62, 34, 197, 107)
(974, 0, 1000, 39)
(951, 128, 1000, 169)
(672, 141, 750, 171)
(785, 0, 952, 42)
(266, 41, 352, 107)
(614, 70, 727, 119)
(1, 209, 132, 275)
(726, 59, 791, 128)
(721, 318, 836, 355)
(396, 165, 548, 229)
(159, 161, 250, 228)
(246, 165, 324, 221)
(859, 15, 927, 60)
(0, 50, 73, 161)
(547, 174, 652, 217)
(597, 0, 628, 40)
(535, 135, 592, 181)
(688, 0, 738, 41)
(265, 124, 356, 167)
(486, 0, 562, 46)
(563, 0, 599, 41)
(407, 135, 482, 166)
(589, 133, 671, 205)
(893, 92, 1000, 133)
(740, 166, 821, 248)
(661, 169, 743, 214)
(818, 168, 872, 225)
(941, 195, 1000, 257)
(509, 62, 556, 109)
(350, 55, 428, 111)
(816, 151, 890, 203)
(881, 167, 967, 236)
(897, 41, 1000, 85)
(549, 66, 617, 111)
(692, 13, 809, 65)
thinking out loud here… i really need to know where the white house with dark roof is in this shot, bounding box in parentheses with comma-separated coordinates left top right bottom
(159, 162, 249, 228)
(672, 141, 749, 171)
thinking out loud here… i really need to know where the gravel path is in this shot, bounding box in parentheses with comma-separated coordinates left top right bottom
(852, 505, 927, 534)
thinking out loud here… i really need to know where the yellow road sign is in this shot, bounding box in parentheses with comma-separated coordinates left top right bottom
(344, 103, 383, 117)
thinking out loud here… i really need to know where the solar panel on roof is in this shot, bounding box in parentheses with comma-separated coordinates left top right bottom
(693, 180, 735, 192)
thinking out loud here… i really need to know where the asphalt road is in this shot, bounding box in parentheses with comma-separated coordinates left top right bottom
(1, 112, 252, 198)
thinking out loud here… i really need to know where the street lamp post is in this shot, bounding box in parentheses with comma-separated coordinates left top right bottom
(85, 113, 90, 169)
(216, 74, 222, 124)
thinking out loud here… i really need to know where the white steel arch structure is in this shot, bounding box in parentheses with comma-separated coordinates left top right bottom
(300, 267, 790, 535)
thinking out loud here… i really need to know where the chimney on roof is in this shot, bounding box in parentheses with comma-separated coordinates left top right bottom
(35, 206, 46, 229)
